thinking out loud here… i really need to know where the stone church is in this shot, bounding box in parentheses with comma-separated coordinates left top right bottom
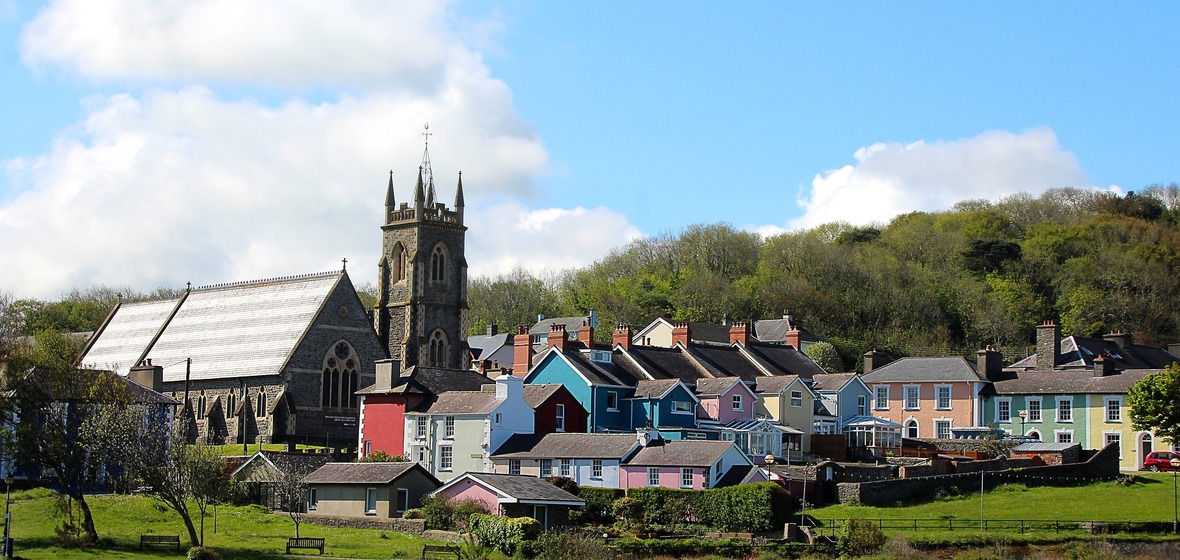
(81, 139, 477, 449)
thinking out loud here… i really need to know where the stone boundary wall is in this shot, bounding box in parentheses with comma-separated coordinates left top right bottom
(304, 514, 426, 535)
(837, 444, 1120, 506)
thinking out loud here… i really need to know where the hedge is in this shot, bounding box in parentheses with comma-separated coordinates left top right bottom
(625, 482, 793, 532)
(574, 487, 625, 524)
(469, 513, 542, 555)
(611, 537, 753, 557)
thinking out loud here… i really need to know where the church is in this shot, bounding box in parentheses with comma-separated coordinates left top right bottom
(80, 138, 482, 450)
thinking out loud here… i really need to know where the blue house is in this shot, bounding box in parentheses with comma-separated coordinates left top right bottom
(628, 379, 700, 433)
(523, 327, 640, 433)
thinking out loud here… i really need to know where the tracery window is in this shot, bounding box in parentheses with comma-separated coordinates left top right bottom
(427, 331, 448, 367)
(430, 245, 448, 283)
(226, 389, 235, 419)
(322, 341, 360, 408)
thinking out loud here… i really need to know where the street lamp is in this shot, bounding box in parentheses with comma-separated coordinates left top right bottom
(1017, 410, 1026, 439)
(1172, 457, 1179, 534)
(4, 475, 13, 558)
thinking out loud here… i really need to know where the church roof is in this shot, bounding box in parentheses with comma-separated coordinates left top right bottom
(81, 271, 349, 383)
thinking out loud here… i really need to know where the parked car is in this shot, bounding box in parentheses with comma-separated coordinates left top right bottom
(1142, 450, 1180, 471)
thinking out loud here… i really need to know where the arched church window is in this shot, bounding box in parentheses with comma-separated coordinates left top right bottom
(321, 341, 360, 408)
(257, 390, 267, 417)
(197, 391, 207, 421)
(226, 389, 235, 419)
(392, 243, 406, 283)
(427, 330, 448, 367)
(430, 245, 448, 283)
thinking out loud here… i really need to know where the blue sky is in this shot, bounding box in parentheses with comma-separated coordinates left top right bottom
(1, 1, 1177, 299)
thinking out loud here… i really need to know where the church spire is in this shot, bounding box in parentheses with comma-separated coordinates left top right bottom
(455, 171, 464, 224)
(413, 166, 425, 210)
(421, 123, 436, 207)
(384, 170, 395, 223)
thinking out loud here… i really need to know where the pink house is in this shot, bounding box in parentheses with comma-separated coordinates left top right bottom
(693, 378, 757, 424)
(430, 472, 584, 529)
(859, 350, 996, 439)
(620, 439, 766, 490)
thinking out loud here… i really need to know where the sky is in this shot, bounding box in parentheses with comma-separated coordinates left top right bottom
(1, 1, 1177, 300)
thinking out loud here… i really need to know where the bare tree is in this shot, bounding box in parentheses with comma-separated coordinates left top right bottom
(135, 425, 230, 547)
(271, 466, 310, 538)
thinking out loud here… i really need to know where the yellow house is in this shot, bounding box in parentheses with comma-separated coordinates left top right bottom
(753, 375, 816, 452)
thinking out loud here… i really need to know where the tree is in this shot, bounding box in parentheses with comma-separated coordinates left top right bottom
(1, 362, 157, 545)
(1128, 364, 1180, 445)
(136, 427, 231, 547)
(803, 342, 844, 373)
(272, 465, 310, 538)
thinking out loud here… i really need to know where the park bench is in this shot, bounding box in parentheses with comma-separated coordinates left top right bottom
(139, 534, 181, 550)
(286, 537, 326, 554)
(420, 544, 459, 560)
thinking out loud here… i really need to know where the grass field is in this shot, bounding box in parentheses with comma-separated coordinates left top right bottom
(0, 488, 433, 559)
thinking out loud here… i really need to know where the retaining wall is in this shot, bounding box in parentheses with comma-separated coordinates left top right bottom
(303, 514, 426, 534)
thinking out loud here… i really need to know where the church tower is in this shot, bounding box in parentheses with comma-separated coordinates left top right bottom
(375, 127, 469, 371)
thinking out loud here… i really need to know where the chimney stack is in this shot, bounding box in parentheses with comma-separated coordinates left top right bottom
(1103, 330, 1132, 349)
(729, 321, 751, 346)
(671, 322, 692, 347)
(512, 325, 533, 378)
(863, 348, 888, 374)
(976, 345, 1003, 380)
(495, 374, 523, 401)
(375, 358, 401, 390)
(613, 324, 632, 351)
(785, 327, 803, 350)
(577, 320, 594, 348)
(486, 322, 498, 336)
(129, 359, 164, 392)
(548, 324, 568, 352)
(1094, 352, 1116, 377)
(1035, 320, 1061, 371)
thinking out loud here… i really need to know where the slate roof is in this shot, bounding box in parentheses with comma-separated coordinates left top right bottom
(492, 432, 640, 460)
(82, 271, 350, 382)
(754, 317, 822, 346)
(521, 384, 562, 408)
(533, 347, 640, 388)
(810, 372, 857, 392)
(688, 343, 765, 381)
(467, 332, 513, 361)
(987, 368, 1157, 395)
(625, 440, 736, 468)
(741, 343, 826, 377)
(752, 375, 801, 395)
(231, 450, 332, 480)
(715, 464, 760, 488)
(693, 377, 746, 397)
(439, 472, 584, 505)
(416, 390, 501, 414)
(632, 379, 683, 399)
(1009, 335, 1179, 370)
(355, 366, 493, 395)
(860, 357, 988, 383)
(1012, 442, 1080, 453)
(303, 462, 435, 485)
(530, 316, 593, 337)
(620, 345, 710, 384)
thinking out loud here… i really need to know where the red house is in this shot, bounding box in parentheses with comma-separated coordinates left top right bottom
(356, 359, 493, 459)
(524, 384, 588, 434)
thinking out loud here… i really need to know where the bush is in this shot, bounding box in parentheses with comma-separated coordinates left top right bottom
(359, 450, 407, 462)
(187, 546, 223, 560)
(545, 476, 580, 496)
(836, 518, 886, 558)
(625, 482, 793, 532)
(403, 508, 424, 519)
(453, 499, 492, 529)
(575, 487, 624, 525)
(529, 530, 616, 560)
(611, 497, 644, 525)
(468, 514, 542, 556)
(421, 496, 493, 530)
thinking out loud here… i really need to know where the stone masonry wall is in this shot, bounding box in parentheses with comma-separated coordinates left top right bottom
(304, 514, 425, 535)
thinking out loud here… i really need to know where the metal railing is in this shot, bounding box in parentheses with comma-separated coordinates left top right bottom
(814, 517, 1176, 536)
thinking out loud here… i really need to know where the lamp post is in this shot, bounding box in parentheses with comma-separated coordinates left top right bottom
(4, 475, 13, 558)
(1017, 410, 1026, 439)
(1172, 457, 1179, 534)
(800, 461, 809, 528)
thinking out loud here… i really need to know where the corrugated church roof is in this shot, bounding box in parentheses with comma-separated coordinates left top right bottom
(81, 271, 344, 382)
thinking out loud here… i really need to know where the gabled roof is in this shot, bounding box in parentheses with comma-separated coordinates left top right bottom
(988, 368, 1158, 395)
(82, 271, 365, 382)
(692, 377, 750, 397)
(355, 366, 493, 396)
(434, 472, 584, 506)
(631, 379, 688, 399)
(530, 315, 593, 337)
(739, 342, 826, 378)
(754, 316, 822, 346)
(491, 432, 640, 460)
(521, 384, 562, 408)
(751, 375, 805, 395)
(860, 357, 988, 384)
(631, 318, 732, 345)
(466, 332, 513, 361)
(527, 346, 639, 388)
(303, 461, 439, 486)
(625, 440, 738, 468)
(230, 450, 332, 480)
(413, 390, 501, 415)
(1009, 335, 1179, 370)
(715, 464, 763, 488)
(618, 345, 711, 384)
(809, 372, 860, 392)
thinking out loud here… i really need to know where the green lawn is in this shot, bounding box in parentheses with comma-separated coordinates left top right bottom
(805, 472, 1180, 546)
(0, 489, 433, 559)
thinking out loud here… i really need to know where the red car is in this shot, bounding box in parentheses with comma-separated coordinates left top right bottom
(1142, 450, 1180, 471)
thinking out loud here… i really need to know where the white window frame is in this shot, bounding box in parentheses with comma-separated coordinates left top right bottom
(606, 391, 619, 411)
(307, 487, 318, 510)
(790, 390, 803, 408)
(591, 459, 603, 479)
(365, 487, 377, 514)
(647, 467, 660, 487)
(671, 401, 692, 414)
(444, 416, 455, 438)
(1056, 397, 1073, 423)
(1104, 431, 1122, 458)
(1055, 429, 1073, 444)
(996, 398, 1012, 423)
(680, 467, 694, 489)
(364, 440, 372, 457)
(416, 417, 427, 439)
(905, 418, 919, 438)
(540, 459, 552, 477)
(440, 445, 453, 471)
(732, 394, 744, 411)
(555, 404, 566, 432)
(1105, 397, 1122, 423)
(934, 418, 952, 440)
(857, 395, 867, 416)
(904, 385, 920, 410)
(1026, 397, 1042, 422)
(509, 459, 521, 475)
(935, 385, 952, 411)
(559, 458, 572, 477)
(874, 385, 889, 410)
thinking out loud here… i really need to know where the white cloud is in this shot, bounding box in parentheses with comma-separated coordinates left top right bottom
(0, 1, 638, 299)
(790, 128, 1093, 230)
